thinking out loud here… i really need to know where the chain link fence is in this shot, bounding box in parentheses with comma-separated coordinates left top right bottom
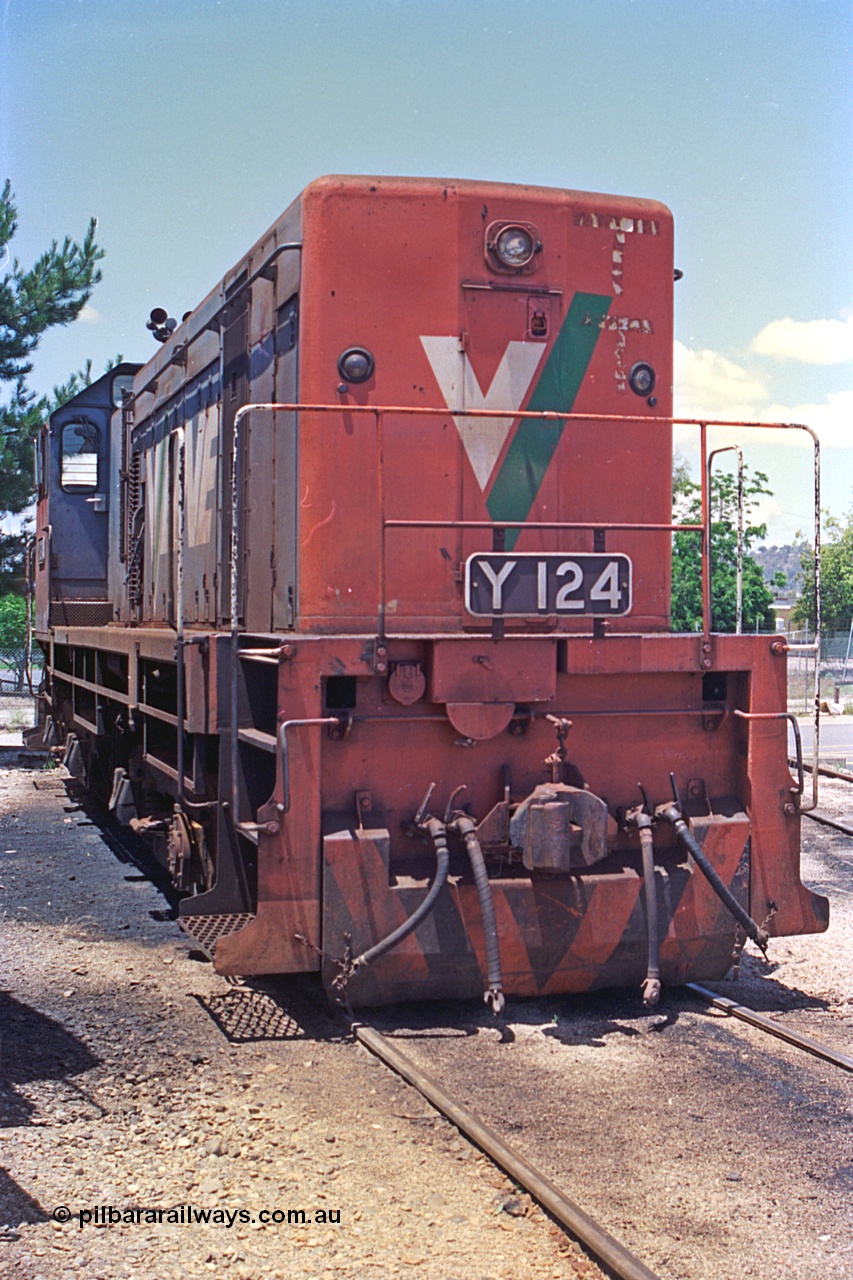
(0, 645, 42, 735)
(787, 626, 853, 776)
(787, 627, 853, 713)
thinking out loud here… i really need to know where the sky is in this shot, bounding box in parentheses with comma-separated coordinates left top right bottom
(1, 0, 851, 545)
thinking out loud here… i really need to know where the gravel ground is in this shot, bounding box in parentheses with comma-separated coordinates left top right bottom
(701, 774, 853, 1052)
(1, 759, 851, 1280)
(368, 784, 853, 1280)
(0, 758, 603, 1280)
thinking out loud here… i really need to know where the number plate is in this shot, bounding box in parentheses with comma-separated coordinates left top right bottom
(464, 553, 632, 618)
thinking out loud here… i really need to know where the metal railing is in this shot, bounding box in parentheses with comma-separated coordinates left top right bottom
(220, 402, 822, 818)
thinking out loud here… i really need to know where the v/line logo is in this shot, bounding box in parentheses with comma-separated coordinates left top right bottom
(421, 292, 611, 549)
(419, 336, 545, 491)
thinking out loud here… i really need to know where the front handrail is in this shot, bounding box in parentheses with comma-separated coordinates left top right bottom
(224, 402, 821, 816)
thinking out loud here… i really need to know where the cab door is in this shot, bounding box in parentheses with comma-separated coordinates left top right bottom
(49, 404, 110, 600)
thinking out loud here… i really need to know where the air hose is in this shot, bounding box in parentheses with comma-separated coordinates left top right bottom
(626, 806, 661, 1008)
(657, 802, 769, 953)
(451, 814, 505, 1015)
(352, 816, 450, 971)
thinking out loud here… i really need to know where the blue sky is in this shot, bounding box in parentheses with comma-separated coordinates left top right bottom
(2, 0, 851, 543)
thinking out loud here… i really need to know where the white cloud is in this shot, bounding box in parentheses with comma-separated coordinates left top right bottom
(673, 340, 851, 450)
(674, 338, 852, 542)
(78, 303, 100, 324)
(750, 315, 853, 364)
(760, 389, 853, 451)
(673, 340, 767, 420)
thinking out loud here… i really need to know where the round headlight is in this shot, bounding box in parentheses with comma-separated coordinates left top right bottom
(494, 225, 535, 268)
(628, 361, 656, 397)
(337, 347, 375, 384)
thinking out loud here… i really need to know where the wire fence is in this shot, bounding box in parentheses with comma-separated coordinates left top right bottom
(787, 627, 853, 715)
(0, 646, 43, 734)
(786, 626, 853, 776)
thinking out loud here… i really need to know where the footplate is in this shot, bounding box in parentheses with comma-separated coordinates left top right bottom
(178, 912, 256, 959)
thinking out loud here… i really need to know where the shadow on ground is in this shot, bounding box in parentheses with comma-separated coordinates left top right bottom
(0, 990, 100, 1128)
(191, 975, 348, 1046)
(0, 1167, 51, 1234)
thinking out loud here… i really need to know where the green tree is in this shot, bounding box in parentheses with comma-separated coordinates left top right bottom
(793, 510, 853, 634)
(0, 593, 25, 647)
(671, 458, 777, 632)
(0, 181, 104, 589)
(0, 594, 27, 689)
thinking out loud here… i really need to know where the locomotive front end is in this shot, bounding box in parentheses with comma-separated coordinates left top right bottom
(34, 174, 827, 1008)
(206, 177, 826, 1006)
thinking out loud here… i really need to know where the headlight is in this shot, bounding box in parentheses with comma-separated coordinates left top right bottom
(495, 225, 535, 268)
(628, 362, 656, 397)
(485, 220, 541, 272)
(337, 347, 375, 384)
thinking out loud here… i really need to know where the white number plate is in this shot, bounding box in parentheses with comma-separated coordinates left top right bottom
(464, 553, 632, 617)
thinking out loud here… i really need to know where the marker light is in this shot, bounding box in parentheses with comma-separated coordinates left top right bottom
(337, 347, 375, 384)
(494, 225, 536, 268)
(628, 362, 656, 397)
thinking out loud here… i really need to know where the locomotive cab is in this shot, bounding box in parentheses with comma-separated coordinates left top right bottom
(34, 364, 139, 633)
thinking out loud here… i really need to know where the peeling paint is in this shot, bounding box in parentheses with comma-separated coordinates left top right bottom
(584, 315, 654, 334)
(574, 212, 659, 234)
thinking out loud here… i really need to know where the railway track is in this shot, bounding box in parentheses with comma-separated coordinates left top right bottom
(361, 968, 852, 1280)
(350, 1017, 662, 1280)
(71, 779, 852, 1280)
(4, 756, 852, 1279)
(348, 975, 853, 1280)
(684, 982, 853, 1073)
(793, 755, 853, 835)
(345, 772, 853, 1278)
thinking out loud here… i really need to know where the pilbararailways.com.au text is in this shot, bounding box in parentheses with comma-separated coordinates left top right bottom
(52, 1205, 341, 1230)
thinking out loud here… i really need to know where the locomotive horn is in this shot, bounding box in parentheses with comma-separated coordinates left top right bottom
(147, 307, 178, 342)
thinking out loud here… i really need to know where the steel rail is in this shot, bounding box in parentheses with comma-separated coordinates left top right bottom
(803, 811, 853, 837)
(351, 1021, 661, 1280)
(788, 758, 853, 831)
(684, 983, 853, 1073)
(793, 757, 853, 784)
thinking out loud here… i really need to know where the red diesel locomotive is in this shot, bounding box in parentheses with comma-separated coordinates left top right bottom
(33, 175, 827, 1008)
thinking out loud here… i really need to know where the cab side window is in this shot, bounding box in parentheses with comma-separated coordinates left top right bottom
(61, 420, 100, 491)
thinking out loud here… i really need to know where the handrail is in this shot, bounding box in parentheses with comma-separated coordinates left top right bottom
(733, 709, 804, 798)
(279, 718, 342, 813)
(24, 535, 36, 697)
(224, 402, 821, 815)
(708, 445, 744, 634)
(172, 427, 186, 808)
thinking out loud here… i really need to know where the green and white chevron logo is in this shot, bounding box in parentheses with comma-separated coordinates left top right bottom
(422, 292, 611, 548)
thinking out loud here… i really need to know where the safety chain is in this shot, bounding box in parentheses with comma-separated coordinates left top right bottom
(294, 931, 357, 1013)
(730, 900, 778, 979)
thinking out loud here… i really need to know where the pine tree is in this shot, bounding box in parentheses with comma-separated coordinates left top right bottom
(0, 181, 104, 589)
